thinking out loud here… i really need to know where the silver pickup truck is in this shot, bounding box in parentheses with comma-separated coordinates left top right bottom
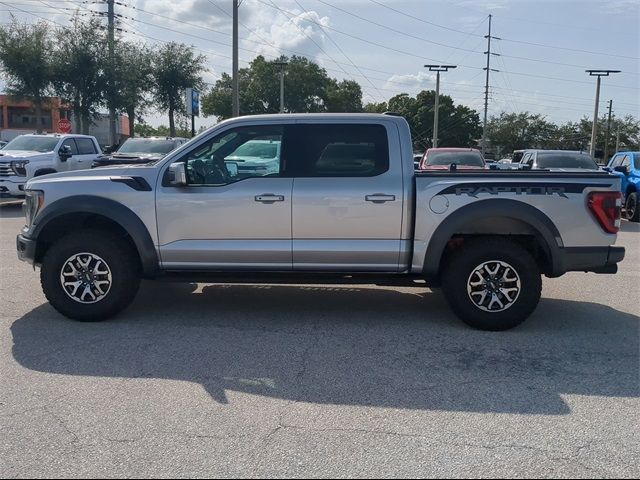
(16, 114, 625, 330)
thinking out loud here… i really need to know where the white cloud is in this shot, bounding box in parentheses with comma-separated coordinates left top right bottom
(242, 6, 331, 61)
(384, 72, 436, 92)
(602, 0, 640, 14)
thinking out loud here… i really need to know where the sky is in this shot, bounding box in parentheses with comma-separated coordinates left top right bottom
(1, 0, 639, 131)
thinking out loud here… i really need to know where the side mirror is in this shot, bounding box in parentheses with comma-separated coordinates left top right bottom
(58, 145, 73, 161)
(168, 162, 188, 186)
(613, 165, 629, 174)
(225, 161, 239, 177)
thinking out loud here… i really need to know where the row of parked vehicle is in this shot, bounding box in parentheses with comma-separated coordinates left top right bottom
(412, 146, 639, 222)
(1, 132, 638, 223)
(0, 133, 188, 197)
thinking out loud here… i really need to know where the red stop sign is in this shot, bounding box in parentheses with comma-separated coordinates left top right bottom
(58, 118, 72, 133)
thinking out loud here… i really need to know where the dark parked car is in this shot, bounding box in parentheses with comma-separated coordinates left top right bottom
(518, 150, 599, 171)
(92, 137, 188, 168)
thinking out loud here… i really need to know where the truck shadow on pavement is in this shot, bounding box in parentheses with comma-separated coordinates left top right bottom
(11, 282, 639, 415)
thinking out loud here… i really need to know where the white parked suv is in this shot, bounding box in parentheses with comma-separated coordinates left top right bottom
(0, 133, 101, 197)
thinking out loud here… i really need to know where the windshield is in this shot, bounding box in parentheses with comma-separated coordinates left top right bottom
(536, 153, 598, 169)
(635, 154, 640, 170)
(3, 136, 59, 153)
(227, 141, 279, 159)
(117, 138, 177, 155)
(512, 151, 524, 163)
(427, 151, 484, 167)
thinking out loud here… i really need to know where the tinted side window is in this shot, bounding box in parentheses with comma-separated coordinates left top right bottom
(75, 138, 97, 154)
(61, 138, 79, 155)
(288, 124, 389, 177)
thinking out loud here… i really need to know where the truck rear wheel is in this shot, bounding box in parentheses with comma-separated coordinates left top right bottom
(40, 230, 140, 321)
(441, 238, 542, 331)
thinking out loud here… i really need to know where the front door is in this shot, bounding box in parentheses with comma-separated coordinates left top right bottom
(156, 124, 293, 270)
(288, 122, 404, 271)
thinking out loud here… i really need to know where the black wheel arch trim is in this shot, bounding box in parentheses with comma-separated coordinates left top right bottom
(31, 195, 159, 276)
(423, 199, 563, 281)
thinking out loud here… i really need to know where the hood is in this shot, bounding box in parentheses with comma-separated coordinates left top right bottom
(27, 166, 130, 184)
(0, 150, 54, 161)
(108, 152, 165, 160)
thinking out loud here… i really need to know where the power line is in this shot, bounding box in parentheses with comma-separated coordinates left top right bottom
(368, 0, 485, 37)
(315, 0, 482, 54)
(500, 37, 639, 61)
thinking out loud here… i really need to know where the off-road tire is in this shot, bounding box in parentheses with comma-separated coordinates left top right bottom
(41, 230, 140, 321)
(441, 237, 542, 331)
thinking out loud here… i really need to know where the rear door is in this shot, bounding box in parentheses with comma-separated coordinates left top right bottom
(73, 137, 100, 170)
(288, 122, 404, 271)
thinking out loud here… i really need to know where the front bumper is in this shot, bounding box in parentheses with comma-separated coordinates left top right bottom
(16, 234, 37, 265)
(558, 246, 626, 275)
(0, 177, 26, 197)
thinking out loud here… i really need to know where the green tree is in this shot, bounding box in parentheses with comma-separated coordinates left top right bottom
(367, 91, 481, 150)
(0, 20, 54, 133)
(152, 42, 206, 136)
(201, 55, 363, 120)
(107, 41, 154, 138)
(487, 112, 558, 154)
(575, 115, 640, 160)
(52, 17, 107, 134)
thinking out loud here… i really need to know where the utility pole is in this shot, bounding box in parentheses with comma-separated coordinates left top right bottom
(232, 0, 239, 117)
(274, 61, 288, 113)
(586, 70, 620, 159)
(481, 15, 500, 156)
(107, 0, 116, 144)
(424, 64, 457, 148)
(604, 99, 613, 163)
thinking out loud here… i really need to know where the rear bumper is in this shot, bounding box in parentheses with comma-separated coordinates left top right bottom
(557, 246, 625, 275)
(16, 234, 37, 265)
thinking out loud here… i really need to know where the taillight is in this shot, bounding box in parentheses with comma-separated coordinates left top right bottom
(588, 191, 622, 234)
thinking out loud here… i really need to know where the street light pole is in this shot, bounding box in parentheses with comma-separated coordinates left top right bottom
(424, 64, 456, 148)
(274, 61, 288, 113)
(232, 0, 239, 117)
(585, 70, 620, 159)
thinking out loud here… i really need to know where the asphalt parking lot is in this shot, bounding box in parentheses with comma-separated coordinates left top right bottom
(0, 203, 638, 478)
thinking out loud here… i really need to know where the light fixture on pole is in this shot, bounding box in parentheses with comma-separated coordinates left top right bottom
(585, 69, 620, 159)
(274, 61, 288, 113)
(424, 65, 457, 148)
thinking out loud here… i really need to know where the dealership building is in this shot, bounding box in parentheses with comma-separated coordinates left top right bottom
(0, 95, 129, 148)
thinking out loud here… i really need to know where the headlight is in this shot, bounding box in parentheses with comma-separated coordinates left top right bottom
(23, 190, 44, 228)
(11, 160, 29, 176)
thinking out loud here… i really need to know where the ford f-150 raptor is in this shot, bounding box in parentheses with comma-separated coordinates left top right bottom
(16, 114, 625, 330)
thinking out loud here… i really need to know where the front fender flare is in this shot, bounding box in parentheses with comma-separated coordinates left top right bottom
(32, 195, 159, 276)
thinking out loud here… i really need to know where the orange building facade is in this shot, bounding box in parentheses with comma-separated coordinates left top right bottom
(0, 95, 70, 139)
(0, 95, 130, 147)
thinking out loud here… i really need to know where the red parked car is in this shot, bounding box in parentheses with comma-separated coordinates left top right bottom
(418, 147, 486, 170)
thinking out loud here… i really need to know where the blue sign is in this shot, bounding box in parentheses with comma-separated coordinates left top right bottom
(186, 88, 200, 117)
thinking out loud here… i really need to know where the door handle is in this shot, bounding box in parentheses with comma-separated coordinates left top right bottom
(365, 194, 396, 203)
(255, 194, 285, 203)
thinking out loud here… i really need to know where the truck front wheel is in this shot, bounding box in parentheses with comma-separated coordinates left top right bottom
(40, 230, 140, 321)
(441, 238, 542, 331)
